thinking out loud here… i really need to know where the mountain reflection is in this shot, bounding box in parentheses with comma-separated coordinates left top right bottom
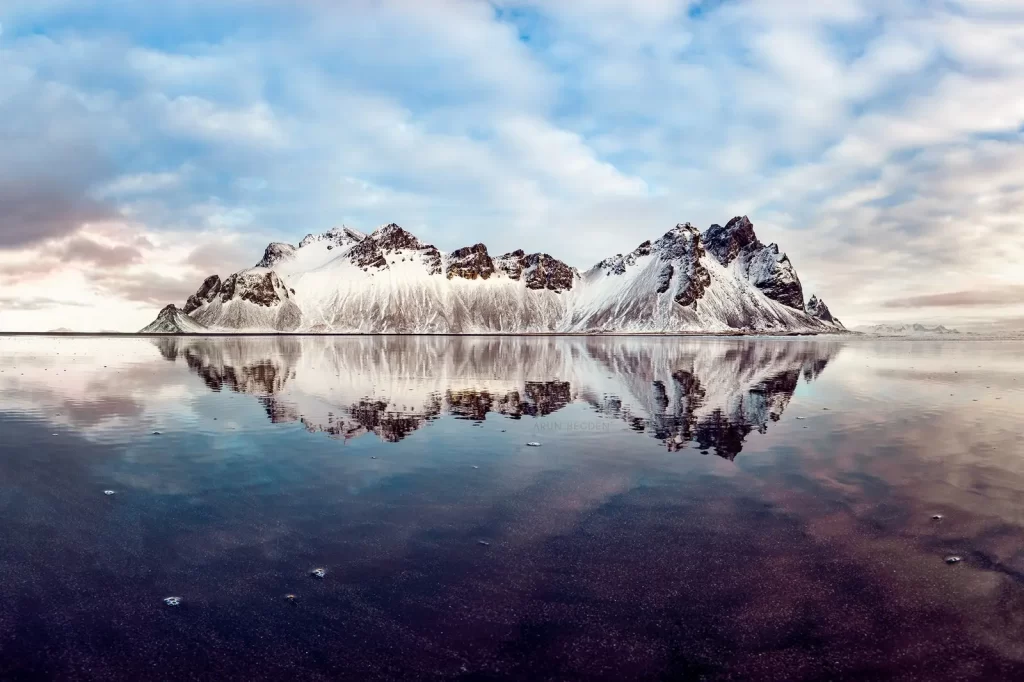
(154, 336, 842, 459)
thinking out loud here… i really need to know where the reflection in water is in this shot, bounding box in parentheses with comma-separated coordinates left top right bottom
(5, 335, 1024, 681)
(153, 336, 842, 458)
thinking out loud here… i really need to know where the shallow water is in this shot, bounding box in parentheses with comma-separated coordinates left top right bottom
(1, 335, 1024, 681)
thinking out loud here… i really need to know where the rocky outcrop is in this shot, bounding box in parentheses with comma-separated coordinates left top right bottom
(140, 305, 209, 334)
(702, 216, 804, 310)
(183, 275, 223, 314)
(806, 295, 842, 328)
(219, 272, 292, 307)
(446, 243, 495, 280)
(256, 243, 296, 269)
(494, 250, 576, 292)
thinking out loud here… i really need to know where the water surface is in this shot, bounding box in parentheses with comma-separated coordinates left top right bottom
(2, 335, 1023, 681)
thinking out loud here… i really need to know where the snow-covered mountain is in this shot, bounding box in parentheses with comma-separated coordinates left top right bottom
(142, 217, 845, 334)
(855, 323, 962, 336)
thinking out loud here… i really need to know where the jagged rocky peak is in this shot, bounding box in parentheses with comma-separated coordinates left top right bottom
(447, 243, 495, 280)
(370, 223, 423, 251)
(701, 216, 805, 310)
(219, 271, 293, 307)
(806, 295, 842, 327)
(256, 243, 296, 268)
(703, 216, 760, 266)
(184, 274, 223, 314)
(496, 250, 576, 292)
(346, 223, 442, 273)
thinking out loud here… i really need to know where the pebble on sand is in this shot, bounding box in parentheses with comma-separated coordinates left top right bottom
(945, 555, 962, 564)
(931, 514, 943, 520)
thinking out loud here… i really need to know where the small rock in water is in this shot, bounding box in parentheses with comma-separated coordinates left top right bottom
(163, 596, 182, 607)
(152, 431, 162, 435)
(932, 514, 943, 520)
(370, 456, 377, 460)
(285, 593, 297, 603)
(795, 417, 806, 420)
(526, 442, 541, 447)
(478, 540, 491, 546)
(310, 567, 326, 579)
(103, 490, 116, 496)
(945, 555, 962, 565)
(472, 465, 479, 469)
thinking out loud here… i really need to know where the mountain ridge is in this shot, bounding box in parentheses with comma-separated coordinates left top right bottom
(141, 217, 845, 335)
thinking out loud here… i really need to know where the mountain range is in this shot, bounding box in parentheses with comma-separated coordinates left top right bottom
(854, 323, 963, 336)
(141, 216, 844, 334)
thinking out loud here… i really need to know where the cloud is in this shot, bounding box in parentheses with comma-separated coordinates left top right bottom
(0, 296, 91, 311)
(1, 0, 1024, 329)
(55, 235, 147, 268)
(883, 287, 1024, 308)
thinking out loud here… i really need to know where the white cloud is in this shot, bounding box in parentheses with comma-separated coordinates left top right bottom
(2, 0, 1024, 329)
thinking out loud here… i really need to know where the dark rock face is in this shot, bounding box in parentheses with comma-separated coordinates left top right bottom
(495, 250, 575, 292)
(348, 223, 441, 273)
(656, 264, 674, 294)
(701, 216, 805, 310)
(373, 223, 423, 251)
(446, 243, 495, 280)
(256, 243, 296, 269)
(747, 246, 804, 310)
(421, 246, 443, 275)
(348, 238, 388, 270)
(496, 249, 527, 280)
(183, 275, 223, 314)
(659, 224, 711, 307)
(219, 272, 290, 307)
(703, 216, 759, 266)
(524, 253, 575, 292)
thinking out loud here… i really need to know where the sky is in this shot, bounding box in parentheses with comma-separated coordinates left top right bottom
(1, 0, 1023, 332)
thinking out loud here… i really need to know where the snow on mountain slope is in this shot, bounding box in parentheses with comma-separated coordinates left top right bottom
(141, 217, 845, 334)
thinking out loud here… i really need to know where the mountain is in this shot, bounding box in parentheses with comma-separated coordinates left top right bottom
(855, 323, 962, 336)
(141, 217, 845, 334)
(140, 305, 213, 334)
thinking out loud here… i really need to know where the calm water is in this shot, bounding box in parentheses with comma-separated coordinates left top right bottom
(2, 335, 1024, 681)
